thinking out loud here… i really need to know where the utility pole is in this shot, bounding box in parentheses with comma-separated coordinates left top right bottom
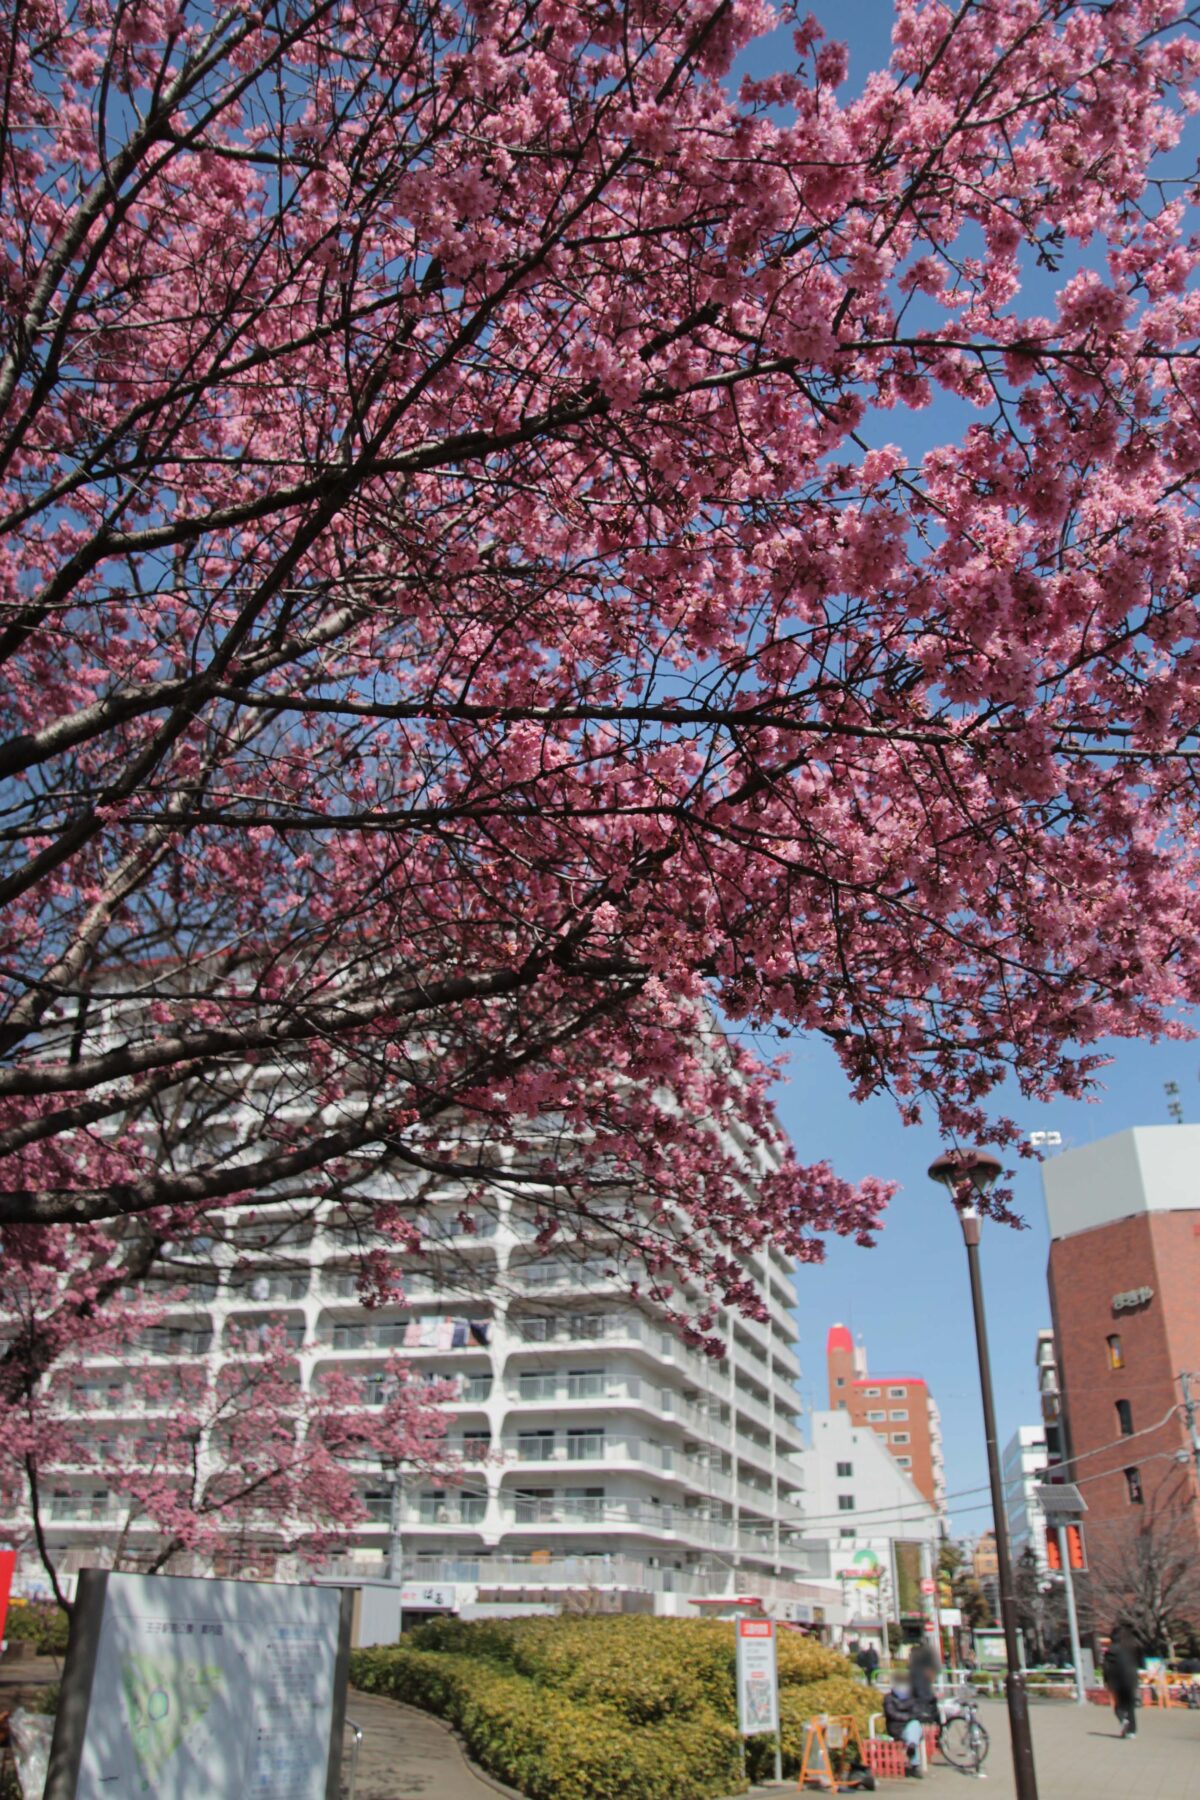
(1055, 1524, 1086, 1707)
(1037, 1484, 1088, 1708)
(1181, 1373, 1200, 1490)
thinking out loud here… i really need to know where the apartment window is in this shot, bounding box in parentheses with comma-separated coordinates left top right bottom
(835, 1376, 845, 1388)
(888, 1387, 907, 1399)
(1107, 1334, 1125, 1371)
(567, 1370, 604, 1399)
(566, 1487, 605, 1520)
(838, 1495, 855, 1511)
(892, 1433, 911, 1445)
(518, 1430, 555, 1460)
(519, 1372, 557, 1400)
(836, 1461, 853, 1478)
(897, 1456, 912, 1468)
(864, 1387, 881, 1398)
(866, 1410, 886, 1422)
(567, 1428, 605, 1462)
(418, 1490, 449, 1523)
(514, 1488, 553, 1522)
(519, 1317, 552, 1342)
(461, 1494, 487, 1524)
(1125, 1466, 1144, 1505)
(840, 1527, 856, 1539)
(1115, 1399, 1134, 1437)
(462, 1430, 491, 1462)
(568, 1314, 606, 1341)
(889, 1410, 908, 1421)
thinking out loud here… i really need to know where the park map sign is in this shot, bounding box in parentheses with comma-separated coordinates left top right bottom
(46, 1572, 352, 1799)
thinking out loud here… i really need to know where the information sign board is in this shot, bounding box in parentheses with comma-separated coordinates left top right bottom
(735, 1618, 779, 1737)
(46, 1570, 352, 1799)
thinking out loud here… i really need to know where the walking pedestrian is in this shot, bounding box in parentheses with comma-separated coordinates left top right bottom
(908, 1638, 940, 1713)
(1102, 1627, 1141, 1739)
(860, 1642, 881, 1685)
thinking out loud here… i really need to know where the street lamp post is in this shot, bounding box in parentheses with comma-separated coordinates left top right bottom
(928, 1151, 1040, 1800)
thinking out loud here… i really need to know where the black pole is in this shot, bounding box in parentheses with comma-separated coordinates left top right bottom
(960, 1210, 1040, 1800)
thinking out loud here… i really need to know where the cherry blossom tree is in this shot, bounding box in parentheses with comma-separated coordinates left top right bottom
(3, 0, 1200, 1310)
(0, 1222, 453, 1607)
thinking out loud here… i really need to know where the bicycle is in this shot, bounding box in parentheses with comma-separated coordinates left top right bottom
(936, 1689, 991, 1772)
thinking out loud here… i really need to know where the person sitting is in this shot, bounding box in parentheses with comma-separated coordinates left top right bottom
(883, 1676, 926, 1780)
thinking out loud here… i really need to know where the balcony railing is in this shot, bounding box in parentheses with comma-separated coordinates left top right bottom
(388, 1553, 817, 1603)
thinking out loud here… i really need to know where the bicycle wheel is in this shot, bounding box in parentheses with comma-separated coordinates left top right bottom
(939, 1715, 991, 1770)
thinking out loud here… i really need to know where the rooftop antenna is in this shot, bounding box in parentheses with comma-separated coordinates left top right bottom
(1165, 1081, 1184, 1125)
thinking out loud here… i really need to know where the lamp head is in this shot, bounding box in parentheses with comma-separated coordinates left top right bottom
(927, 1150, 1003, 1211)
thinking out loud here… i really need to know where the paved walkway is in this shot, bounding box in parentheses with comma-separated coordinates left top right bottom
(342, 1692, 512, 1800)
(344, 1690, 1200, 1800)
(921, 1697, 1200, 1799)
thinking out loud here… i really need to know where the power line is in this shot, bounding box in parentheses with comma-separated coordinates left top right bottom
(1047, 1401, 1181, 1475)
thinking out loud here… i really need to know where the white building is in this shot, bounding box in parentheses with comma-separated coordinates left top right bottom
(796, 1409, 939, 1643)
(8, 1183, 838, 1622)
(1002, 1425, 1049, 1574)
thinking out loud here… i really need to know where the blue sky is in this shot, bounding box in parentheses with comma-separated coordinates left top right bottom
(773, 1027, 1195, 1534)
(726, 4, 1200, 1531)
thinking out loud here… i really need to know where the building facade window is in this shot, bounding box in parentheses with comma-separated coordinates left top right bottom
(892, 1433, 910, 1445)
(1125, 1466, 1144, 1504)
(889, 1410, 908, 1421)
(1107, 1334, 1124, 1371)
(867, 1410, 886, 1421)
(1115, 1398, 1133, 1436)
(836, 1461, 853, 1478)
(835, 1376, 845, 1388)
(838, 1495, 855, 1511)
(864, 1387, 881, 1397)
(888, 1386, 907, 1399)
(897, 1456, 912, 1468)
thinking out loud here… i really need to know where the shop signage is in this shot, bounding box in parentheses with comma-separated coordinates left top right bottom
(399, 1582, 457, 1611)
(1112, 1286, 1153, 1312)
(735, 1618, 779, 1736)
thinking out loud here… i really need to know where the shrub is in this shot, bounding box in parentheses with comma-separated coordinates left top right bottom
(3, 1605, 69, 1655)
(351, 1616, 873, 1800)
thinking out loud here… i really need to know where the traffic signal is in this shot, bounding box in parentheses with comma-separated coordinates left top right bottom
(1046, 1525, 1086, 1573)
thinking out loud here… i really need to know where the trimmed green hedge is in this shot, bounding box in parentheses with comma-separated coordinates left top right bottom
(3, 1603, 70, 1655)
(351, 1616, 873, 1800)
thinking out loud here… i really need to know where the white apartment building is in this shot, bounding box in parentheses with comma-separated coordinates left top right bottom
(796, 1409, 939, 1644)
(1002, 1425, 1049, 1574)
(10, 1186, 834, 1622)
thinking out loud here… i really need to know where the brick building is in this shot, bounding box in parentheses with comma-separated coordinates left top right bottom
(825, 1324, 945, 1514)
(1043, 1127, 1200, 1575)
